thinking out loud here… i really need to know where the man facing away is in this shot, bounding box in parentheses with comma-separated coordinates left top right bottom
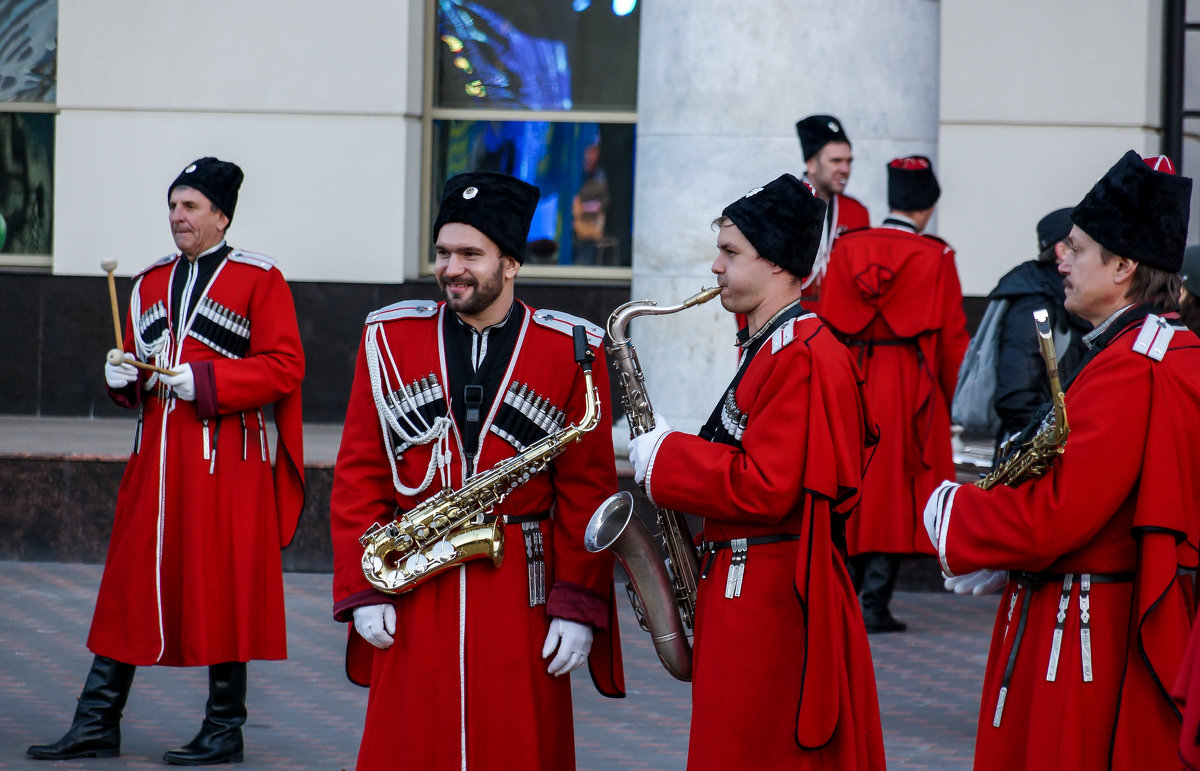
(329, 171, 624, 769)
(628, 173, 884, 769)
(28, 157, 306, 766)
(926, 150, 1200, 769)
(818, 156, 969, 633)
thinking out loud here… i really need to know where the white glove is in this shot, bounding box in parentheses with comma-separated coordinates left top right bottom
(105, 351, 138, 389)
(628, 416, 671, 485)
(945, 569, 1008, 596)
(541, 618, 593, 676)
(161, 363, 195, 401)
(353, 603, 396, 649)
(923, 479, 960, 548)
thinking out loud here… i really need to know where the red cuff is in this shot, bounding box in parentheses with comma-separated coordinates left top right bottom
(332, 589, 394, 623)
(547, 581, 610, 631)
(192, 361, 218, 418)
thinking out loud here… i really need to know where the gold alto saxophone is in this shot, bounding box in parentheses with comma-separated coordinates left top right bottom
(360, 326, 601, 594)
(976, 309, 1070, 489)
(585, 286, 722, 681)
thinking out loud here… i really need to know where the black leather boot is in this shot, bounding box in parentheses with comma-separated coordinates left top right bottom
(27, 654, 137, 760)
(859, 553, 907, 633)
(163, 662, 247, 766)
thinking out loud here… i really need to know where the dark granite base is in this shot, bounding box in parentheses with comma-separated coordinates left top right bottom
(0, 274, 632, 423)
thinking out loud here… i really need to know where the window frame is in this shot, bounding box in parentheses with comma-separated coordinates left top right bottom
(420, 0, 637, 280)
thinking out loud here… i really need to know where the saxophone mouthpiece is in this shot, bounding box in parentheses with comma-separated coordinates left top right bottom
(685, 286, 723, 307)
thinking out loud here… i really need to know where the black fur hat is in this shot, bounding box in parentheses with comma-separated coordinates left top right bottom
(168, 157, 244, 224)
(1070, 150, 1192, 272)
(722, 173, 826, 278)
(795, 114, 850, 161)
(887, 156, 941, 211)
(433, 171, 540, 262)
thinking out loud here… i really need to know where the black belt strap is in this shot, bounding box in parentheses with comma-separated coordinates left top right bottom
(1011, 570, 1134, 588)
(482, 512, 550, 524)
(700, 534, 802, 578)
(994, 569, 1137, 727)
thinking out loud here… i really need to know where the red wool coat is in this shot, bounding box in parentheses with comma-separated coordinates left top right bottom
(819, 224, 969, 556)
(330, 300, 624, 771)
(645, 311, 884, 770)
(938, 310, 1200, 770)
(89, 249, 306, 666)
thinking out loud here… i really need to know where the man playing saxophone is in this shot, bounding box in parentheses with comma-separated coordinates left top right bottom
(628, 173, 885, 770)
(924, 152, 1200, 770)
(330, 171, 623, 769)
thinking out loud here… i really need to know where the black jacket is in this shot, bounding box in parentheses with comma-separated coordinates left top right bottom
(988, 260, 1089, 441)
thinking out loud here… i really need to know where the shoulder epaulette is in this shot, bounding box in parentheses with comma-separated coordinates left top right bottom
(531, 308, 605, 348)
(133, 253, 177, 279)
(770, 313, 817, 354)
(228, 249, 277, 270)
(1131, 313, 1184, 361)
(365, 300, 440, 326)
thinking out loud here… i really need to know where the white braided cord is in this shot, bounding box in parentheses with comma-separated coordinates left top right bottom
(365, 322, 452, 496)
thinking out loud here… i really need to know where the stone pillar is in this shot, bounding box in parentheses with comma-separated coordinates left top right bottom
(629, 0, 940, 435)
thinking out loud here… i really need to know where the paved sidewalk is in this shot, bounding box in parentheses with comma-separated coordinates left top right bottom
(0, 561, 994, 770)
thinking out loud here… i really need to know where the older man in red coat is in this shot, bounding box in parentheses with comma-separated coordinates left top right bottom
(818, 156, 969, 632)
(28, 157, 306, 766)
(927, 151, 1199, 770)
(630, 173, 884, 770)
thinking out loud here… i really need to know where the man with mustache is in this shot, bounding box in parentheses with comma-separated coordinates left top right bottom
(628, 173, 884, 769)
(925, 151, 1200, 769)
(28, 157, 306, 765)
(329, 171, 624, 769)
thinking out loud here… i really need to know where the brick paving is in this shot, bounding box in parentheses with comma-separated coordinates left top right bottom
(0, 561, 995, 770)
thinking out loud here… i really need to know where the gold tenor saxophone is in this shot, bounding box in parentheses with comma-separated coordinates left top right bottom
(360, 326, 601, 594)
(585, 286, 722, 681)
(976, 309, 1070, 489)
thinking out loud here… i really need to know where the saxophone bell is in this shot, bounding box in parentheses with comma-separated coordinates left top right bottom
(585, 491, 693, 681)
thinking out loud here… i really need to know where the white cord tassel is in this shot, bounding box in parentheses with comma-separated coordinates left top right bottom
(366, 323, 452, 496)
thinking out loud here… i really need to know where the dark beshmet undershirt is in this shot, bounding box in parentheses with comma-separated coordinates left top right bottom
(443, 301, 525, 469)
(170, 242, 231, 338)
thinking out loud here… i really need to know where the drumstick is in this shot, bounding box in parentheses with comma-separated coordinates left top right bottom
(101, 260, 178, 377)
(100, 259, 122, 351)
(105, 349, 177, 376)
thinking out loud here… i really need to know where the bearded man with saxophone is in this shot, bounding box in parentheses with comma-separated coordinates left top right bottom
(628, 173, 884, 770)
(924, 151, 1200, 770)
(330, 171, 624, 770)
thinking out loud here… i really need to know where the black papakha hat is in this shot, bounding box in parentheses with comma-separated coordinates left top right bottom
(433, 171, 540, 263)
(722, 173, 826, 278)
(1070, 150, 1192, 272)
(887, 156, 941, 211)
(1181, 244, 1200, 295)
(1036, 208, 1074, 252)
(795, 114, 850, 161)
(168, 157, 244, 224)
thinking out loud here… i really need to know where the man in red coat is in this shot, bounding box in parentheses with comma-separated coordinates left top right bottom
(629, 173, 884, 769)
(28, 157, 306, 765)
(926, 151, 1199, 770)
(330, 171, 624, 770)
(819, 156, 968, 632)
(795, 113, 871, 313)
